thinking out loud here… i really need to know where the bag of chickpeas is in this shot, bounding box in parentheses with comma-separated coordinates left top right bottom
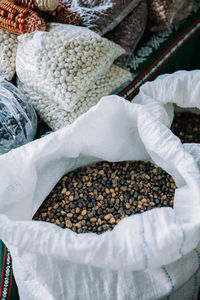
(16, 23, 125, 113)
(0, 96, 200, 299)
(0, 29, 18, 81)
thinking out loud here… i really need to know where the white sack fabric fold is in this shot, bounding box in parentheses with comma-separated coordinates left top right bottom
(133, 70, 200, 114)
(0, 96, 199, 299)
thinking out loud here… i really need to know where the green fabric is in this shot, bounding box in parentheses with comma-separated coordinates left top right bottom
(1, 4, 200, 299)
(0, 244, 19, 300)
(118, 3, 200, 99)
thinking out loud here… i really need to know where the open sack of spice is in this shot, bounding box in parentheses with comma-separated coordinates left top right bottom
(133, 70, 200, 145)
(0, 96, 200, 299)
(0, 77, 37, 155)
(16, 23, 125, 112)
(147, 0, 195, 32)
(68, 0, 141, 36)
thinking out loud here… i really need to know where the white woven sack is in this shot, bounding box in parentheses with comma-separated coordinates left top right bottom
(133, 70, 200, 120)
(0, 96, 200, 300)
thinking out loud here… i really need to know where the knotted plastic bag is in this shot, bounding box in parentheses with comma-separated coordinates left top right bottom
(0, 78, 37, 155)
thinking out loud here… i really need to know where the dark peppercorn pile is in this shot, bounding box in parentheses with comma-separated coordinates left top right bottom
(171, 112, 200, 143)
(33, 161, 176, 234)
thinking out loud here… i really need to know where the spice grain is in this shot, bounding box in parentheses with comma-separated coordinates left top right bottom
(33, 161, 177, 234)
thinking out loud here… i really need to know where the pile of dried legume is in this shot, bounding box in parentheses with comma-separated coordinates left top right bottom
(33, 160, 177, 234)
(171, 112, 200, 143)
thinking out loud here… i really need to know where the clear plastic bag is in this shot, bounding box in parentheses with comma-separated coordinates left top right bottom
(147, 0, 195, 32)
(0, 29, 18, 81)
(105, 1, 147, 67)
(17, 65, 132, 130)
(0, 78, 37, 155)
(16, 23, 125, 112)
(69, 0, 141, 35)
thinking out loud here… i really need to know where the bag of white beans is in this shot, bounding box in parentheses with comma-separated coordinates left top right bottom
(16, 23, 125, 113)
(17, 65, 132, 130)
(0, 29, 18, 81)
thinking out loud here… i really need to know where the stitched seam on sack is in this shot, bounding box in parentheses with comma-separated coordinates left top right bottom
(192, 248, 200, 300)
(140, 214, 148, 269)
(161, 265, 175, 299)
(119, 20, 200, 97)
(174, 215, 186, 257)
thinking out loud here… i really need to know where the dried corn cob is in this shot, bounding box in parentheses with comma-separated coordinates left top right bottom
(0, 0, 46, 34)
(14, 0, 59, 11)
(43, 1, 81, 25)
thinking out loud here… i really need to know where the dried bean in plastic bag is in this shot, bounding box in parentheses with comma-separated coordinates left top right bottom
(69, 0, 141, 35)
(18, 65, 132, 130)
(105, 1, 147, 67)
(16, 23, 124, 113)
(0, 29, 18, 81)
(147, 0, 195, 32)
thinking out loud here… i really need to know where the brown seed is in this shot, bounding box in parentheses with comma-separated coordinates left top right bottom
(41, 212, 47, 218)
(67, 213, 73, 218)
(90, 217, 97, 222)
(87, 182, 92, 187)
(66, 191, 70, 196)
(99, 170, 104, 175)
(81, 209, 87, 216)
(104, 214, 112, 221)
(69, 195, 74, 201)
(75, 222, 81, 228)
(110, 217, 115, 224)
(61, 188, 67, 194)
(141, 198, 147, 203)
(55, 219, 60, 225)
(125, 203, 131, 209)
(105, 188, 110, 194)
(97, 218, 103, 225)
(65, 220, 72, 228)
(98, 195, 104, 201)
(76, 207, 80, 214)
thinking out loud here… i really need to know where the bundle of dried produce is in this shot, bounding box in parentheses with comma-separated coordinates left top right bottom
(0, 0, 46, 34)
(14, 0, 59, 11)
(43, 1, 81, 25)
